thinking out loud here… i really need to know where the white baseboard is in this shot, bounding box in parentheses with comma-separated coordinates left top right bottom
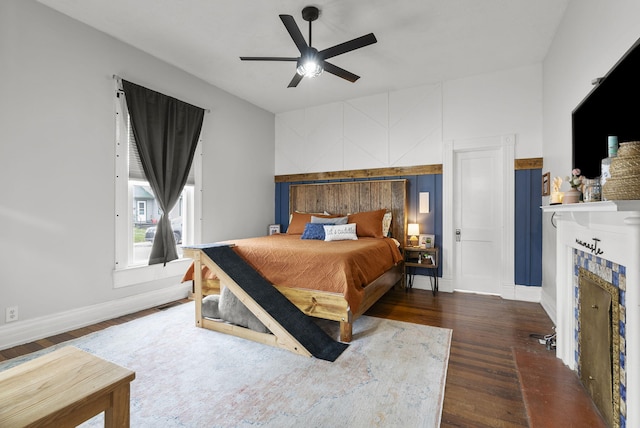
(408, 275, 451, 292)
(540, 287, 557, 325)
(502, 284, 542, 302)
(411, 276, 541, 302)
(0, 283, 191, 351)
(437, 277, 454, 292)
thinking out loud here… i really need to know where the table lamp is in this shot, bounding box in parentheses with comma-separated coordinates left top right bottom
(407, 223, 420, 247)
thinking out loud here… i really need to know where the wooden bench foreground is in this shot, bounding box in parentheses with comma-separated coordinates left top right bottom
(0, 346, 135, 427)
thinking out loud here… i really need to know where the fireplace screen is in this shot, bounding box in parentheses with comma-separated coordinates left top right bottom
(578, 267, 620, 428)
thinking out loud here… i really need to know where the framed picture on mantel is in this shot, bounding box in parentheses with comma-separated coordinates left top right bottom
(542, 172, 551, 196)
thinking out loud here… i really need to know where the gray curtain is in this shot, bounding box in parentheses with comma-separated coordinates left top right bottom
(122, 80, 204, 265)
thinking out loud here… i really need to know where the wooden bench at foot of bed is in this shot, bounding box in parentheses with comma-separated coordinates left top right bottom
(189, 254, 402, 343)
(0, 347, 135, 427)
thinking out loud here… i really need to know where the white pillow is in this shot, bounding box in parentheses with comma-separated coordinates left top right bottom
(311, 215, 348, 225)
(324, 223, 358, 241)
(382, 211, 392, 237)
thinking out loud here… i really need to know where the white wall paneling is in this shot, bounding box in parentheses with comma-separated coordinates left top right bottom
(276, 84, 443, 175)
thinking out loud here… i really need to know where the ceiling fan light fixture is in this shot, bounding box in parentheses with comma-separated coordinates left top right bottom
(296, 48, 323, 78)
(296, 58, 323, 78)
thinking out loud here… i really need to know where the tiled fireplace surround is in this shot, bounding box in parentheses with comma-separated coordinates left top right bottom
(545, 202, 640, 428)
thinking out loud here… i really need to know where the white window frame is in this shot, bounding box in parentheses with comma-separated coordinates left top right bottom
(113, 86, 202, 288)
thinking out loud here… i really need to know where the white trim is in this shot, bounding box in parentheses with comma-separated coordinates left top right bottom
(0, 283, 190, 351)
(193, 137, 203, 245)
(408, 275, 443, 293)
(541, 200, 640, 213)
(112, 258, 192, 289)
(442, 140, 454, 287)
(410, 275, 541, 303)
(437, 277, 454, 293)
(501, 135, 516, 297)
(114, 89, 129, 270)
(501, 284, 542, 302)
(540, 286, 557, 325)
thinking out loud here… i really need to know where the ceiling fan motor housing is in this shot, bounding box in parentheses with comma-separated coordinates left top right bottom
(302, 6, 319, 22)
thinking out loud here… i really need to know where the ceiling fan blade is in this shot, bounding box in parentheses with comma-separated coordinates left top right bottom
(279, 14, 308, 55)
(323, 61, 360, 83)
(319, 33, 377, 60)
(287, 73, 304, 88)
(240, 57, 299, 61)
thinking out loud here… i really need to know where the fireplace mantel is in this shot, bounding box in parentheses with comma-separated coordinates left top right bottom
(544, 201, 640, 427)
(542, 200, 640, 213)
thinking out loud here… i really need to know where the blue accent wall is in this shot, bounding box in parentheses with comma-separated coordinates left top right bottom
(514, 169, 543, 286)
(275, 169, 541, 286)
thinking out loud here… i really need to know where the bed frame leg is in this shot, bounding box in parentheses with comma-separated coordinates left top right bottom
(193, 253, 203, 328)
(340, 321, 353, 343)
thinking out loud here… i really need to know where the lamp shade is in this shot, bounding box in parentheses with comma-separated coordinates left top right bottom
(407, 223, 420, 236)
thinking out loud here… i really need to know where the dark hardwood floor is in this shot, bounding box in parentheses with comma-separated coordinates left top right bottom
(0, 290, 604, 427)
(365, 288, 606, 428)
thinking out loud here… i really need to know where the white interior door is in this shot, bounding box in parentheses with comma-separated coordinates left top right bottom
(453, 147, 504, 294)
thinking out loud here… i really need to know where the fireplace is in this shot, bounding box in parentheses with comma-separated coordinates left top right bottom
(543, 201, 640, 428)
(578, 266, 622, 428)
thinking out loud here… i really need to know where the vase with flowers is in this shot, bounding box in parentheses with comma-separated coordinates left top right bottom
(563, 168, 583, 204)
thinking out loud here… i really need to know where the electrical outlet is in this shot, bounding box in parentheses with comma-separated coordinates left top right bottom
(6, 306, 18, 323)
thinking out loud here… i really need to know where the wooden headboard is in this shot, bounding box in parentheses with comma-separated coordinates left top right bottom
(289, 179, 407, 241)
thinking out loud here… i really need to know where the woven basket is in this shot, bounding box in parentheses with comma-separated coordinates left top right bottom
(602, 175, 640, 200)
(610, 156, 640, 176)
(617, 141, 640, 157)
(601, 141, 640, 200)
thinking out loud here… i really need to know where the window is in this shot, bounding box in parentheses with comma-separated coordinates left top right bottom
(114, 89, 200, 286)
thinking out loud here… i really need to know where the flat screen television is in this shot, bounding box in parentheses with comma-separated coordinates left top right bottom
(572, 37, 640, 179)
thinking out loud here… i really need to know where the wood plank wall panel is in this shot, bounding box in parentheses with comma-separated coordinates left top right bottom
(289, 180, 407, 240)
(390, 181, 407, 242)
(275, 158, 542, 182)
(515, 157, 543, 170)
(275, 165, 442, 183)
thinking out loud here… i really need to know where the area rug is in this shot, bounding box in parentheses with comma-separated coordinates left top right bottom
(0, 301, 452, 427)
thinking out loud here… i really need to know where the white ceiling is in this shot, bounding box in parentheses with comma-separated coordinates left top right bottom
(37, 0, 570, 114)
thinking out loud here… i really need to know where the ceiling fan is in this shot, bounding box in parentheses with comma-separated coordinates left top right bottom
(240, 6, 377, 88)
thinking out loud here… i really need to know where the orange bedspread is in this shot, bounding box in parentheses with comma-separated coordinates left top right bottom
(182, 234, 403, 313)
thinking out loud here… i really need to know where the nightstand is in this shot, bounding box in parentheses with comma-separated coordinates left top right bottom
(403, 246, 439, 295)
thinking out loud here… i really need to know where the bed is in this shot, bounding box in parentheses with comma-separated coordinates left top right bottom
(183, 179, 407, 345)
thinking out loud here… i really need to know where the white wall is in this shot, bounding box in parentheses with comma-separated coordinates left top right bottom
(276, 64, 542, 175)
(0, 0, 274, 345)
(443, 65, 542, 158)
(540, 0, 640, 322)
